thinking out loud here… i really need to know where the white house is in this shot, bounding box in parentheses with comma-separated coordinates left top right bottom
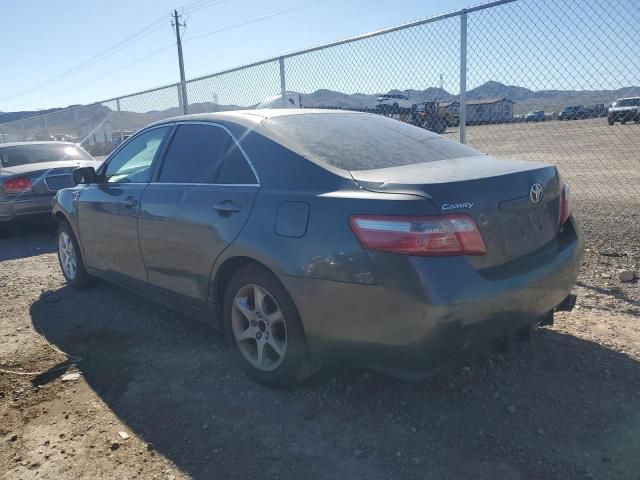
(441, 98, 515, 124)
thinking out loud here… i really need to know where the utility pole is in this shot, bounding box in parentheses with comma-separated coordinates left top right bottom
(172, 9, 189, 115)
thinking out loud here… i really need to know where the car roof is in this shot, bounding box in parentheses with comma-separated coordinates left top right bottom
(0, 141, 79, 148)
(148, 108, 364, 129)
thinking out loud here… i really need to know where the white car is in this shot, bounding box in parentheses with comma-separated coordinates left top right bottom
(375, 94, 415, 113)
(608, 97, 640, 124)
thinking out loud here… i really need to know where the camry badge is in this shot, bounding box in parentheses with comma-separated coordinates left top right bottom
(442, 202, 474, 210)
(529, 183, 543, 204)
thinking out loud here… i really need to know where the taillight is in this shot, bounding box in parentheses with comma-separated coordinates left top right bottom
(350, 214, 486, 256)
(3, 177, 33, 194)
(560, 182, 571, 225)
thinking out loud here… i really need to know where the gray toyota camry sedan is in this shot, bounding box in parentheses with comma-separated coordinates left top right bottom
(52, 109, 583, 385)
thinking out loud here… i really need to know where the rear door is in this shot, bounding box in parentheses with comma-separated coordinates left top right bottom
(138, 122, 259, 307)
(77, 125, 172, 282)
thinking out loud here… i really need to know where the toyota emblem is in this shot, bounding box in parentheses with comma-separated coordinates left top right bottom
(529, 183, 544, 204)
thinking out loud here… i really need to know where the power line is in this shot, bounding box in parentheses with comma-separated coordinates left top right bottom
(183, 0, 231, 15)
(185, 0, 322, 43)
(0, 15, 169, 102)
(8, 44, 175, 110)
(4, 0, 322, 110)
(2, 0, 231, 104)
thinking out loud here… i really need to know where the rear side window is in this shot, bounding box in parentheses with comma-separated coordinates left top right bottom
(158, 124, 256, 184)
(263, 113, 481, 171)
(217, 142, 257, 184)
(159, 124, 230, 183)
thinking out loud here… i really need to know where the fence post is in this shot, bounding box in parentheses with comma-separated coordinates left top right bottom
(181, 82, 189, 115)
(116, 99, 125, 143)
(459, 10, 468, 144)
(73, 108, 81, 142)
(177, 85, 184, 114)
(279, 57, 287, 108)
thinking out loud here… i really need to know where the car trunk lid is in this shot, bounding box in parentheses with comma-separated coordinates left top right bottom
(350, 155, 562, 268)
(1, 160, 102, 195)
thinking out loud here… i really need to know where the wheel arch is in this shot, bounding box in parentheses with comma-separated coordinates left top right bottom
(54, 211, 69, 224)
(212, 256, 267, 307)
(210, 255, 310, 345)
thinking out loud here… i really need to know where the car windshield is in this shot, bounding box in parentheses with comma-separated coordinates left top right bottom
(616, 98, 640, 107)
(0, 143, 92, 168)
(263, 113, 481, 171)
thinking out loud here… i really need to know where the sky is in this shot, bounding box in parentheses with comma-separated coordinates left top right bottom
(0, 0, 473, 112)
(2, 0, 638, 113)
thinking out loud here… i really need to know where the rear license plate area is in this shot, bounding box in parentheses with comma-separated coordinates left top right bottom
(501, 206, 556, 257)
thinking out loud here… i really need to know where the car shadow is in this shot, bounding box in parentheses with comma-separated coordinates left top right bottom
(31, 283, 640, 480)
(577, 280, 640, 309)
(0, 216, 57, 261)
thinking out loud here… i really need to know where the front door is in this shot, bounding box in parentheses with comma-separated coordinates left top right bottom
(77, 125, 171, 282)
(138, 122, 259, 306)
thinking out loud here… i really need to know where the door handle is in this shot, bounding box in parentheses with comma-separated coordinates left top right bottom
(121, 197, 138, 208)
(213, 201, 241, 213)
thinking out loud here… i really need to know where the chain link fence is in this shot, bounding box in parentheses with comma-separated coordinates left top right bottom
(1, 0, 639, 283)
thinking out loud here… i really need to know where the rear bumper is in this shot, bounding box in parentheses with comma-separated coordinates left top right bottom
(0, 194, 54, 222)
(281, 218, 583, 371)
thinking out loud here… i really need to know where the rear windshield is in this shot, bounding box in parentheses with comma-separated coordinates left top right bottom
(263, 113, 480, 171)
(0, 144, 92, 168)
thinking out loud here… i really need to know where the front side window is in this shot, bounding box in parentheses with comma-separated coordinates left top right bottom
(105, 126, 170, 183)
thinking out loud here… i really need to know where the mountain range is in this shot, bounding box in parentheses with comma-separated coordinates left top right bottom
(2, 81, 639, 131)
(296, 81, 640, 113)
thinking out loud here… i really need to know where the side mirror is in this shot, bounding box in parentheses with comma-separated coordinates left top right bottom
(72, 166, 99, 184)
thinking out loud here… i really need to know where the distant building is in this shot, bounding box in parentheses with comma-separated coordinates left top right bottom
(79, 120, 116, 146)
(441, 98, 515, 124)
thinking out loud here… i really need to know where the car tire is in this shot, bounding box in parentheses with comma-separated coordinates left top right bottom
(57, 221, 92, 288)
(223, 264, 319, 387)
(608, 117, 614, 125)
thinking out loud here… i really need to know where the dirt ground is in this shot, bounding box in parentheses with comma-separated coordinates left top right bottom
(1, 219, 639, 480)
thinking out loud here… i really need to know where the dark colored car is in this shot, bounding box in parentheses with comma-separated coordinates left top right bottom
(0, 141, 100, 226)
(607, 97, 640, 124)
(52, 110, 582, 386)
(525, 110, 545, 122)
(558, 105, 587, 120)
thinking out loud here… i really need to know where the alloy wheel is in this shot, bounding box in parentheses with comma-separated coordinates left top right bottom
(231, 284, 288, 372)
(58, 231, 77, 280)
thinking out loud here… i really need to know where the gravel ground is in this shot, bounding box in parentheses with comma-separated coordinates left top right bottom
(1, 220, 639, 480)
